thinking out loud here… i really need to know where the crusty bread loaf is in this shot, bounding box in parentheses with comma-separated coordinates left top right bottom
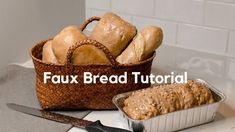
(90, 12, 137, 58)
(123, 80, 214, 120)
(52, 25, 87, 64)
(42, 40, 58, 64)
(116, 26, 163, 64)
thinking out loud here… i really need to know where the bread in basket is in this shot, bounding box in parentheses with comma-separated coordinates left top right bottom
(30, 16, 156, 110)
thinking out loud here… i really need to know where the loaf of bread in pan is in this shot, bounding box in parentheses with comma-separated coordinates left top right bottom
(90, 12, 137, 58)
(123, 80, 214, 120)
(116, 26, 163, 64)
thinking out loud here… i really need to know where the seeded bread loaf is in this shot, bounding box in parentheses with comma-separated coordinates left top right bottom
(123, 80, 214, 120)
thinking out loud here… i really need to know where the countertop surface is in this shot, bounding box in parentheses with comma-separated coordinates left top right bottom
(22, 44, 235, 132)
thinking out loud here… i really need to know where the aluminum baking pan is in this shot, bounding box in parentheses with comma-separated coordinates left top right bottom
(113, 79, 226, 132)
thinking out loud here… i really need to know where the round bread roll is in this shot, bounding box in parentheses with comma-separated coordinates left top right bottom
(71, 45, 111, 65)
(90, 12, 137, 58)
(42, 40, 58, 64)
(116, 26, 163, 64)
(52, 25, 87, 64)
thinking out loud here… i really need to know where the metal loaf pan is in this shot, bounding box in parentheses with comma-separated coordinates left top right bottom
(113, 79, 226, 132)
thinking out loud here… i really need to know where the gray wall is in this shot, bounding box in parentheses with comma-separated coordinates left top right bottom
(0, 0, 85, 68)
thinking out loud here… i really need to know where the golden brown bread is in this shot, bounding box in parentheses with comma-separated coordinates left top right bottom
(116, 26, 163, 64)
(42, 12, 163, 65)
(90, 12, 137, 58)
(52, 25, 87, 64)
(71, 45, 111, 65)
(123, 80, 214, 120)
(49, 25, 110, 65)
(188, 80, 214, 105)
(171, 84, 195, 109)
(42, 40, 58, 64)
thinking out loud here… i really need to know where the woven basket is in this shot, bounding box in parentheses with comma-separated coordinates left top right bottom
(30, 16, 156, 110)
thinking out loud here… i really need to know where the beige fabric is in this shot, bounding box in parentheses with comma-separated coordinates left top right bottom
(116, 26, 163, 64)
(52, 26, 87, 64)
(90, 12, 137, 57)
(42, 40, 58, 64)
(71, 45, 111, 65)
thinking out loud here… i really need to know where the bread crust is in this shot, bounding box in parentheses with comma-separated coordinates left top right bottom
(124, 80, 214, 120)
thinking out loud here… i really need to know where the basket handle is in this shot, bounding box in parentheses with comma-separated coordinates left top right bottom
(66, 39, 118, 66)
(79, 16, 101, 31)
